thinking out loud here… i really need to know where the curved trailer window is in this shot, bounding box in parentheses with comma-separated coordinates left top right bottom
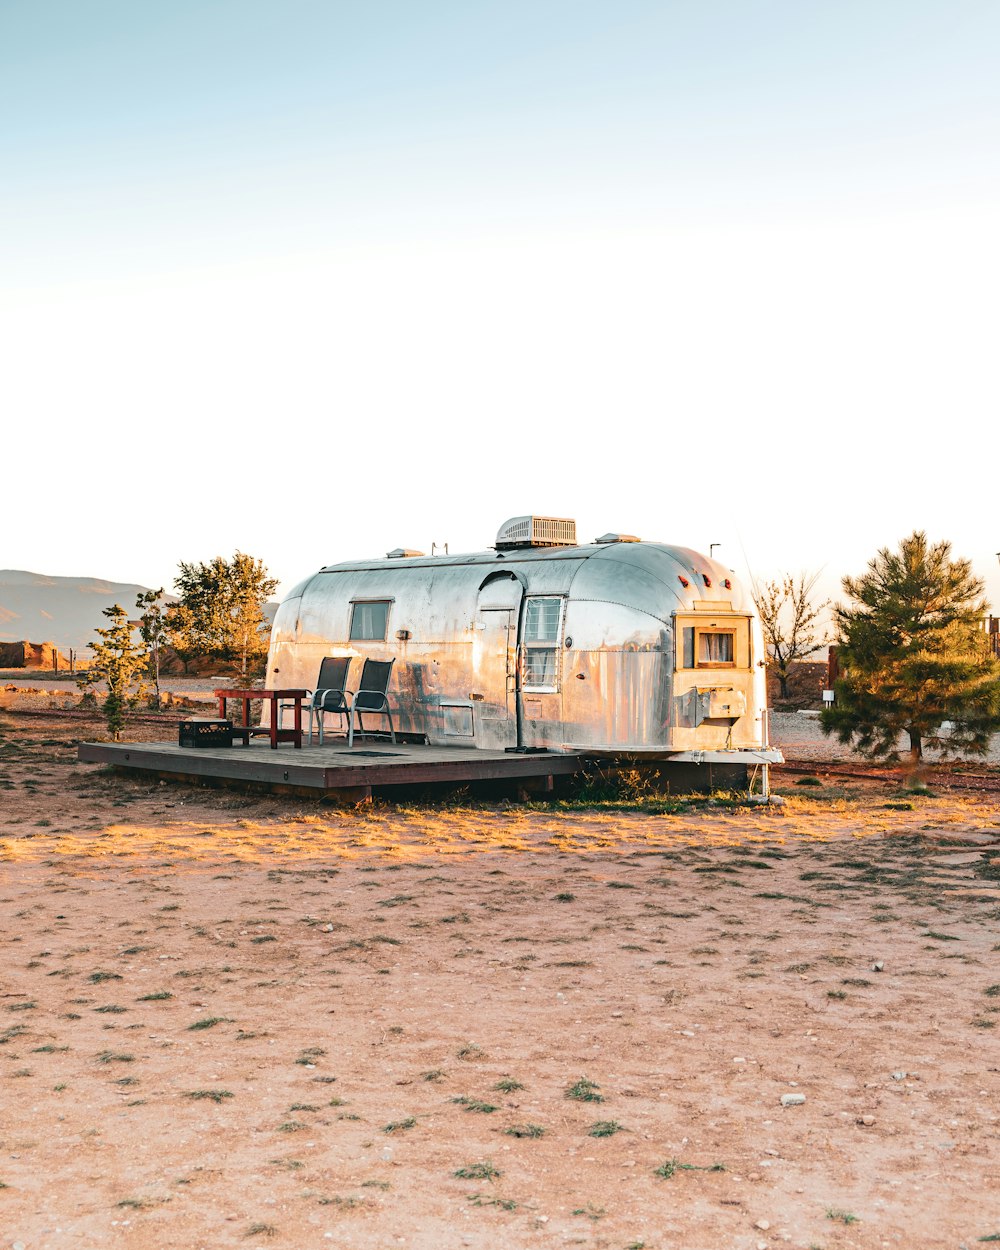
(523, 597, 563, 691)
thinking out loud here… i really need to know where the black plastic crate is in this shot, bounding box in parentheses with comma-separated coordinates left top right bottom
(178, 718, 233, 748)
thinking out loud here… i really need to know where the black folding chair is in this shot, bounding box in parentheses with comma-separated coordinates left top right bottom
(348, 658, 396, 747)
(285, 656, 353, 745)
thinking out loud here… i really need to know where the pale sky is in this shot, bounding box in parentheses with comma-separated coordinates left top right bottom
(3, 1, 998, 615)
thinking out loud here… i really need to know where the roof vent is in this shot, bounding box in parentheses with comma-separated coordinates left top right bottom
(495, 516, 577, 550)
(595, 532, 640, 544)
(386, 548, 425, 559)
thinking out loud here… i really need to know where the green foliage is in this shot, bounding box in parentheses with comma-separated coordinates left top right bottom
(505, 1123, 545, 1138)
(588, 1119, 623, 1137)
(162, 600, 199, 674)
(821, 532, 1000, 763)
(467, 1193, 517, 1210)
(453, 1161, 500, 1181)
(452, 1096, 498, 1113)
(167, 552, 278, 680)
(186, 1089, 234, 1103)
(565, 1078, 603, 1103)
(135, 588, 168, 708)
(187, 1016, 233, 1031)
(77, 604, 149, 740)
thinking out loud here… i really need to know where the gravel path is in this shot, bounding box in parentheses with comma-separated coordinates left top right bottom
(0, 672, 224, 696)
(771, 710, 1000, 765)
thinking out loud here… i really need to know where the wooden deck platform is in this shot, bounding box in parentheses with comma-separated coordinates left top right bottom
(78, 737, 584, 799)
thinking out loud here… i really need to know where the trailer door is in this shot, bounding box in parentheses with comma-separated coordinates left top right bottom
(473, 573, 523, 750)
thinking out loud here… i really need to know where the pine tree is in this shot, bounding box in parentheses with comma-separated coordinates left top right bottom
(821, 532, 1000, 772)
(78, 604, 148, 740)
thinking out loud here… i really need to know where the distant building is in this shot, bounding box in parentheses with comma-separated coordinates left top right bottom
(0, 640, 71, 670)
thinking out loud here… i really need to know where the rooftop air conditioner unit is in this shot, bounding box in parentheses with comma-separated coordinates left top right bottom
(495, 516, 578, 550)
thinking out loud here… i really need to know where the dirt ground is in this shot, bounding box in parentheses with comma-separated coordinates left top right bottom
(2, 706, 1000, 1250)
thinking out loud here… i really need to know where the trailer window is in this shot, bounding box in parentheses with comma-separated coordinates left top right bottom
(679, 617, 748, 669)
(699, 630, 734, 664)
(349, 600, 390, 641)
(683, 627, 735, 668)
(522, 597, 562, 691)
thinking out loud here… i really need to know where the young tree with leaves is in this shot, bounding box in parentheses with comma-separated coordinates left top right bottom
(163, 601, 199, 674)
(225, 552, 279, 681)
(78, 604, 148, 740)
(753, 571, 827, 699)
(821, 531, 1000, 774)
(170, 552, 278, 680)
(136, 587, 167, 709)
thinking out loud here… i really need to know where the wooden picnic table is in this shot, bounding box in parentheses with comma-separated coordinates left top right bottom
(214, 688, 309, 749)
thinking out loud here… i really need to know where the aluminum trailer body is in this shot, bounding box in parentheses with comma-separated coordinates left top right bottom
(265, 519, 781, 770)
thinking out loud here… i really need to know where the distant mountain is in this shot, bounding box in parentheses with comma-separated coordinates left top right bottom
(0, 570, 158, 655)
(0, 570, 279, 657)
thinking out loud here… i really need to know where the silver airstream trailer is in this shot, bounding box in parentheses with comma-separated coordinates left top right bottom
(266, 517, 781, 780)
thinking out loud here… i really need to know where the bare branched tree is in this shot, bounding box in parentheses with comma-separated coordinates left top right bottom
(754, 572, 828, 699)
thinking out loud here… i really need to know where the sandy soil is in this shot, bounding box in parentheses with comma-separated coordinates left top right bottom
(2, 705, 1000, 1250)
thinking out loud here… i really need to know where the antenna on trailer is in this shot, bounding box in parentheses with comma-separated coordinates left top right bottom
(709, 543, 721, 560)
(733, 528, 762, 602)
